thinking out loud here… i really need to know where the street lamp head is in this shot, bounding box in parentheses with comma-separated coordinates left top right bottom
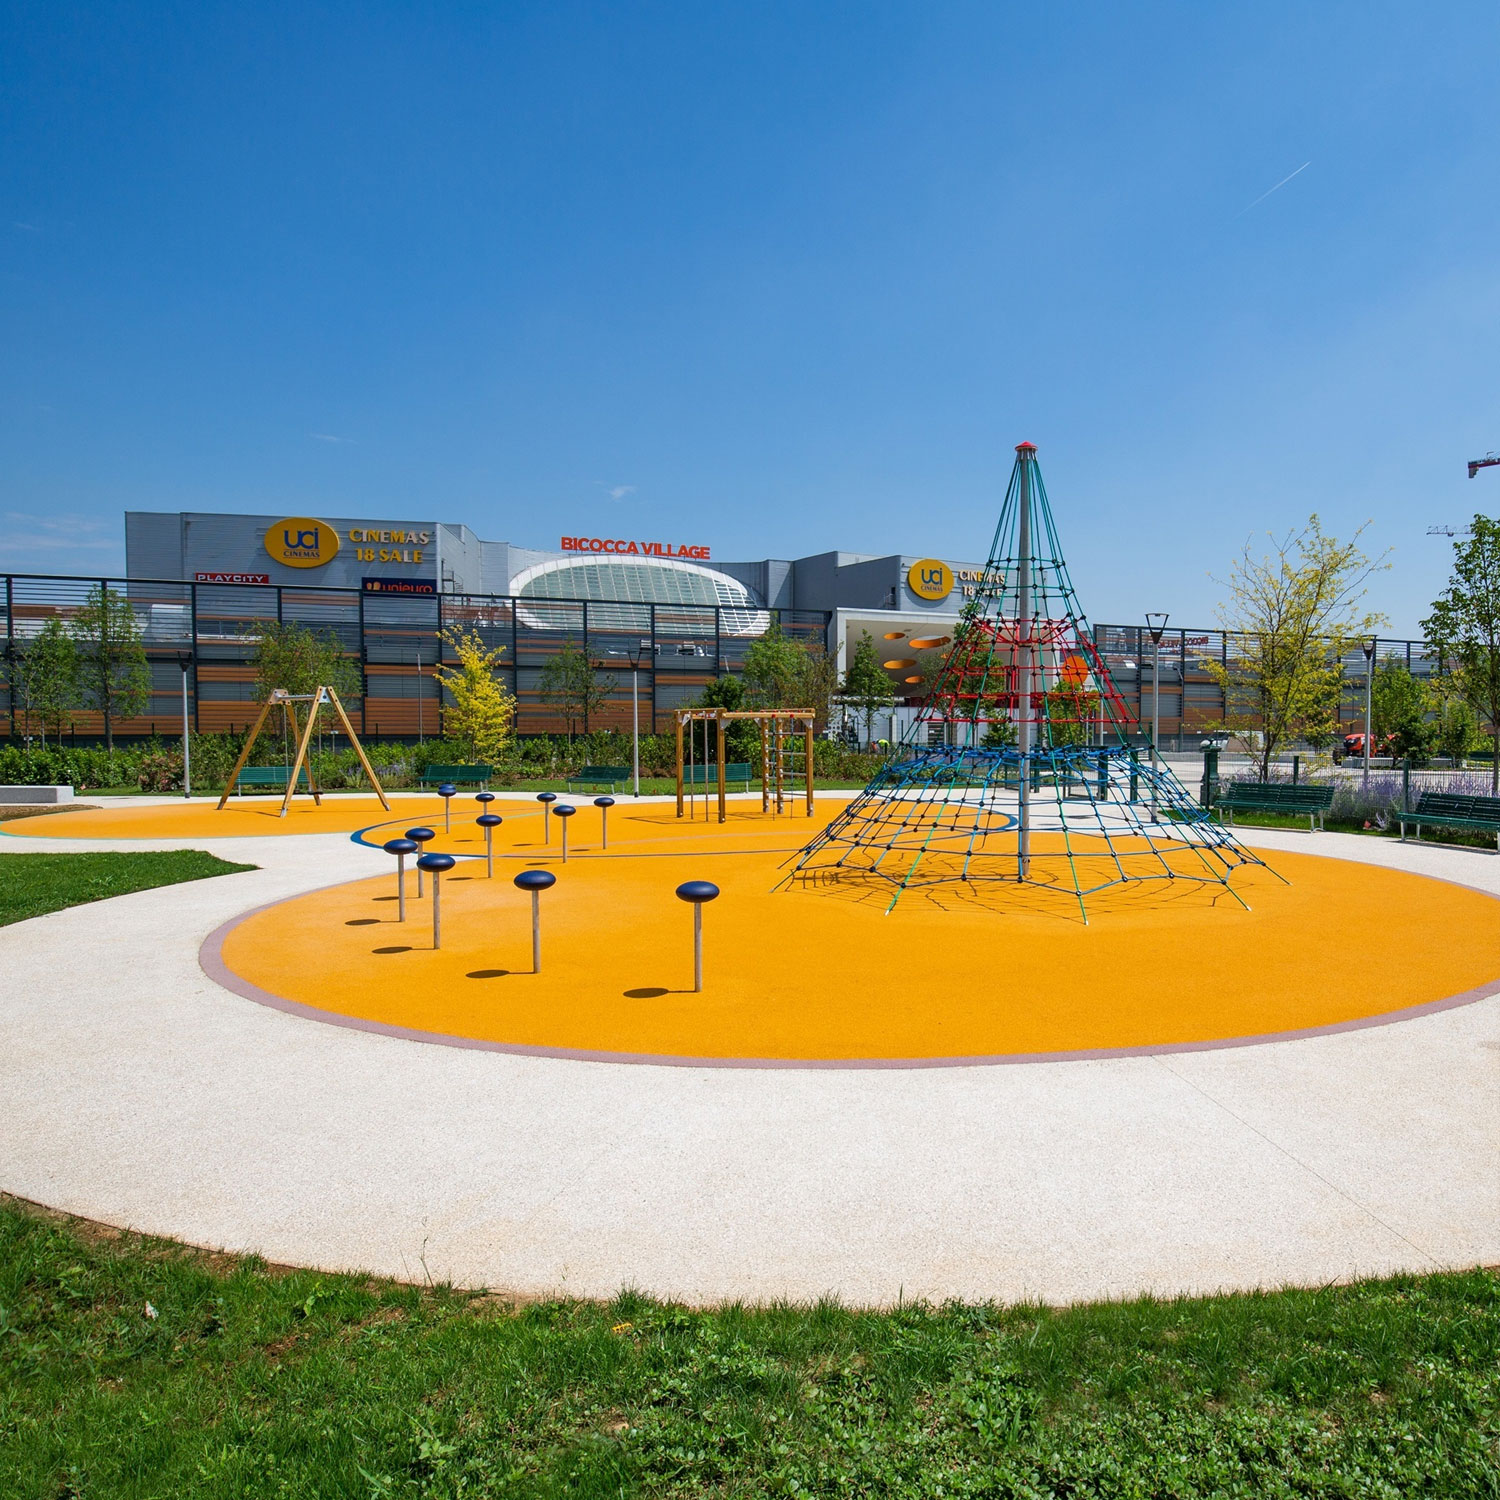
(1362, 637, 1378, 660)
(176, 650, 194, 672)
(1144, 612, 1170, 645)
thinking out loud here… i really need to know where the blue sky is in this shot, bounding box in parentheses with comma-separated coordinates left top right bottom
(3, 1, 1499, 634)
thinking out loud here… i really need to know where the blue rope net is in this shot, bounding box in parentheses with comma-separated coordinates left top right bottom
(785, 444, 1278, 920)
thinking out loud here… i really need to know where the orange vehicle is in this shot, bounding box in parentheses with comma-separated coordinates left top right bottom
(1341, 731, 1395, 759)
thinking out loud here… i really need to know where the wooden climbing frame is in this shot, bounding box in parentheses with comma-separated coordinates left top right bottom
(674, 708, 815, 823)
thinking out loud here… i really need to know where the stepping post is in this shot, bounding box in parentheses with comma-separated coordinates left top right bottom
(513, 869, 556, 974)
(417, 852, 456, 949)
(594, 795, 615, 849)
(477, 814, 503, 876)
(438, 782, 457, 832)
(406, 827, 435, 896)
(536, 791, 557, 843)
(675, 881, 720, 993)
(554, 803, 576, 862)
(382, 837, 418, 921)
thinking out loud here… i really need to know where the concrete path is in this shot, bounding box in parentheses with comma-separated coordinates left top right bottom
(3, 802, 1498, 1306)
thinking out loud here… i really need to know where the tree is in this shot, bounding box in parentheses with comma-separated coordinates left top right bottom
(695, 675, 757, 762)
(1042, 682, 1100, 748)
(741, 624, 806, 709)
(1203, 517, 1387, 780)
(1370, 654, 1432, 763)
(253, 621, 363, 703)
(433, 627, 516, 764)
(1432, 688, 1480, 766)
(742, 624, 839, 731)
(1423, 516, 1500, 791)
(70, 585, 151, 752)
(13, 618, 78, 746)
(538, 637, 615, 739)
(839, 631, 896, 744)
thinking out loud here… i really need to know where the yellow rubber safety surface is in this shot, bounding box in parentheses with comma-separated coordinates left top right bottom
(213, 807, 1500, 1063)
(1, 795, 462, 839)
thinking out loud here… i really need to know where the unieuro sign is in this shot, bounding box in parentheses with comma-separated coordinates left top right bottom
(561, 536, 710, 560)
(907, 558, 954, 601)
(267, 517, 340, 569)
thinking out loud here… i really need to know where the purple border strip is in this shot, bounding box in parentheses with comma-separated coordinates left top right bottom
(197, 891, 1500, 1073)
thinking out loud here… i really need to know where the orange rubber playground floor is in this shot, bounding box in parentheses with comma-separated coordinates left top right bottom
(206, 806, 1500, 1064)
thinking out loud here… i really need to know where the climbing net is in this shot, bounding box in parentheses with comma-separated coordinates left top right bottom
(785, 444, 1278, 919)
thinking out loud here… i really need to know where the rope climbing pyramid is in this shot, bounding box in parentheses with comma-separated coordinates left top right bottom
(786, 442, 1278, 919)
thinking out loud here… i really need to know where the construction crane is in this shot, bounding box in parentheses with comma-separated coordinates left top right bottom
(1428, 524, 1473, 536)
(1427, 451, 1500, 533)
(1468, 452, 1500, 479)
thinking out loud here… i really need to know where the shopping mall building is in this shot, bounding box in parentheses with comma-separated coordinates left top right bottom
(0, 506, 1430, 742)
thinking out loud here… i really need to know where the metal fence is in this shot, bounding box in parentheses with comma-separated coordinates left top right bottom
(0, 573, 832, 741)
(1090, 623, 1438, 751)
(0, 571, 1437, 746)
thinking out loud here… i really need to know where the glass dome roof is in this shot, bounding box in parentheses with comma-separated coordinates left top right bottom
(511, 556, 769, 636)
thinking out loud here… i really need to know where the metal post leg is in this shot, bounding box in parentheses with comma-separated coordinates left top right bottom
(432, 875, 442, 950)
(531, 891, 541, 973)
(693, 904, 703, 993)
(397, 856, 406, 922)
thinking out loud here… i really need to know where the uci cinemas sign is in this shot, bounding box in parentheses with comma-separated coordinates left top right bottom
(265, 517, 433, 569)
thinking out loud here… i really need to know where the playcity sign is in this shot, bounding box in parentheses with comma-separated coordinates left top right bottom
(561, 536, 711, 561)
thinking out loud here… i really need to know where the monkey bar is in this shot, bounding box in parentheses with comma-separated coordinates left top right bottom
(675, 708, 815, 822)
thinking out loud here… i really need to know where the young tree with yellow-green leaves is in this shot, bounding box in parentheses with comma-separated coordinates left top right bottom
(1203, 517, 1387, 782)
(434, 627, 517, 764)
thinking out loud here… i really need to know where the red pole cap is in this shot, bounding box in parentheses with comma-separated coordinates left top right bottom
(1015, 441, 1037, 452)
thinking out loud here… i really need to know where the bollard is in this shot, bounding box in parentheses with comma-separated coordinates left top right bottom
(536, 791, 557, 843)
(675, 881, 720, 993)
(438, 782, 458, 832)
(594, 795, 615, 849)
(477, 813, 503, 877)
(554, 803, 576, 862)
(406, 827, 436, 896)
(513, 869, 556, 973)
(382, 837, 418, 922)
(417, 852, 456, 949)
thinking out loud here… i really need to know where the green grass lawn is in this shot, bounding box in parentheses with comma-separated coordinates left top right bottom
(0, 851, 254, 926)
(3, 1199, 1499, 1497)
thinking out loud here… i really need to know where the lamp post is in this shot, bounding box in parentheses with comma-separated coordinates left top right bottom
(176, 650, 193, 799)
(1144, 613, 1169, 820)
(1362, 637, 1377, 790)
(629, 639, 650, 797)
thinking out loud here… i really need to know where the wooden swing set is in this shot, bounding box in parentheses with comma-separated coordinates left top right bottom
(675, 708, 815, 823)
(217, 686, 390, 817)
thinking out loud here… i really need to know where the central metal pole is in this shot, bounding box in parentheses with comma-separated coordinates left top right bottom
(531, 891, 541, 973)
(485, 825, 493, 877)
(1363, 639, 1376, 790)
(632, 664, 641, 797)
(1015, 445, 1033, 881)
(431, 874, 442, 949)
(1151, 634, 1161, 820)
(693, 904, 703, 992)
(397, 855, 406, 921)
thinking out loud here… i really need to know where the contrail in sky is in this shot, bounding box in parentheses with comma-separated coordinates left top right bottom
(1235, 161, 1311, 217)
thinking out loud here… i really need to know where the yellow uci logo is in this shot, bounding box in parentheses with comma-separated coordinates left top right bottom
(267, 517, 339, 569)
(907, 558, 953, 601)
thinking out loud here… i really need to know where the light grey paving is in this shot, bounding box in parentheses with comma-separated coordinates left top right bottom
(3, 810, 1499, 1305)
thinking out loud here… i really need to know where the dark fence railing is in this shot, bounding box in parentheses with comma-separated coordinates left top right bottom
(0, 573, 831, 741)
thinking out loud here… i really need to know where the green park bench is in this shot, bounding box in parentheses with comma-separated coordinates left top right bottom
(1214, 780, 1335, 831)
(234, 766, 312, 794)
(683, 762, 754, 789)
(419, 764, 492, 789)
(567, 765, 631, 792)
(1400, 791, 1500, 849)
